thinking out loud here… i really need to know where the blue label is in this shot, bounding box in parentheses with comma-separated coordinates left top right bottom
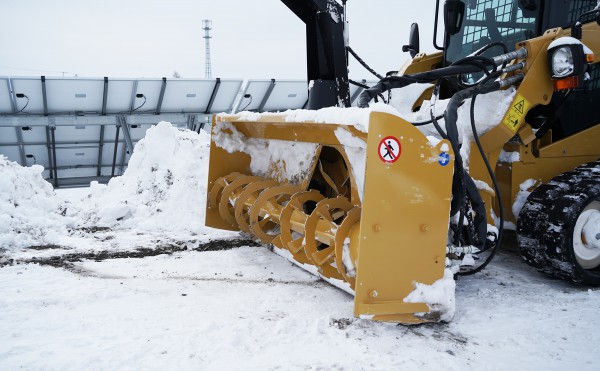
(438, 152, 450, 166)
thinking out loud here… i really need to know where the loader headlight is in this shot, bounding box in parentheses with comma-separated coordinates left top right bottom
(551, 47, 574, 78)
(547, 37, 593, 91)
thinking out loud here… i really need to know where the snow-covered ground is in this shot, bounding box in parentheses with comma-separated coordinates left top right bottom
(2, 246, 598, 370)
(1, 121, 599, 370)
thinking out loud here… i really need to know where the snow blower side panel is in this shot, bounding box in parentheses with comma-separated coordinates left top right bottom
(353, 112, 455, 323)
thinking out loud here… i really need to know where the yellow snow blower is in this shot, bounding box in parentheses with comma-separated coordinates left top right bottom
(206, 0, 600, 323)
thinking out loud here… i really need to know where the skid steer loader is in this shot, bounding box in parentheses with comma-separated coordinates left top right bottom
(205, 0, 600, 323)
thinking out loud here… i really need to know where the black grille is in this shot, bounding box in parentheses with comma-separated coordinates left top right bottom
(568, 0, 598, 23)
(462, 0, 536, 47)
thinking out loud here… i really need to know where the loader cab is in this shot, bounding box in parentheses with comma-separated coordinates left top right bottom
(442, 0, 598, 67)
(439, 0, 600, 139)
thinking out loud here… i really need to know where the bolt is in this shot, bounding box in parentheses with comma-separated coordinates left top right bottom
(421, 224, 431, 232)
(596, 233, 600, 241)
(370, 290, 379, 298)
(373, 224, 383, 232)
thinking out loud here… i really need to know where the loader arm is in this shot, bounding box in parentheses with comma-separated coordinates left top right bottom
(281, 0, 350, 109)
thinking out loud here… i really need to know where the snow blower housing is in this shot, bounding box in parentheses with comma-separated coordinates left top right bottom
(206, 0, 600, 324)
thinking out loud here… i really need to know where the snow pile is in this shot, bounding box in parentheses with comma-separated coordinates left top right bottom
(0, 156, 70, 250)
(75, 122, 212, 233)
(404, 268, 456, 322)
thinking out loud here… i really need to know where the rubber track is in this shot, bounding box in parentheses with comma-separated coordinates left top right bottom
(517, 160, 600, 283)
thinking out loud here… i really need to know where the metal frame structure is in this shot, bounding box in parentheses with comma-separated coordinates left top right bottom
(0, 76, 242, 187)
(0, 76, 374, 188)
(231, 79, 376, 113)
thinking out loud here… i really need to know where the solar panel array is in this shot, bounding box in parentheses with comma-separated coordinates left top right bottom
(0, 76, 376, 187)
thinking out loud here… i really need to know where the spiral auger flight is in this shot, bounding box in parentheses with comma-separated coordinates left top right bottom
(208, 172, 362, 290)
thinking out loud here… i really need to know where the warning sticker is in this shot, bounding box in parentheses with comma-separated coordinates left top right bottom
(378, 136, 401, 164)
(502, 93, 530, 133)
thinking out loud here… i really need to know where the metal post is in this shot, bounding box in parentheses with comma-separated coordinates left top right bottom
(14, 127, 26, 166)
(111, 125, 120, 177)
(257, 79, 276, 112)
(205, 78, 221, 114)
(97, 125, 105, 177)
(45, 127, 53, 179)
(155, 77, 167, 115)
(50, 126, 58, 187)
(119, 139, 127, 175)
(41, 76, 49, 116)
(101, 77, 108, 116)
(117, 115, 134, 154)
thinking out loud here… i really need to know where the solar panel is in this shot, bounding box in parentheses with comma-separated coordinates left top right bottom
(0, 78, 13, 113)
(45, 78, 105, 114)
(10, 78, 45, 114)
(132, 79, 164, 113)
(106, 79, 136, 113)
(0, 76, 334, 187)
(235, 79, 308, 113)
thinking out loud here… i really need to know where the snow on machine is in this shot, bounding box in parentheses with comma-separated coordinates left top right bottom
(205, 0, 600, 323)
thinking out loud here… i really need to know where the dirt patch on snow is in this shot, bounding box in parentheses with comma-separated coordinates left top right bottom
(1, 238, 261, 270)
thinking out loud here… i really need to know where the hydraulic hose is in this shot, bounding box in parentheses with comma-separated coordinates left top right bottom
(442, 74, 524, 253)
(357, 48, 527, 108)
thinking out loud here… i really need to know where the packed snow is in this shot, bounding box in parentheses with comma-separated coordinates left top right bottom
(1, 120, 599, 370)
(404, 268, 456, 322)
(212, 121, 317, 184)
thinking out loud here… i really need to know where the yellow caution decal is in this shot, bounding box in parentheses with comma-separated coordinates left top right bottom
(502, 93, 530, 133)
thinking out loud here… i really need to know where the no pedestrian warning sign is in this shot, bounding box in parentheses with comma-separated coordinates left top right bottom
(378, 136, 401, 164)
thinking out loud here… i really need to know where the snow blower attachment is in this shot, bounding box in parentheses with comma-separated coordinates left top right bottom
(204, 0, 600, 323)
(206, 112, 456, 323)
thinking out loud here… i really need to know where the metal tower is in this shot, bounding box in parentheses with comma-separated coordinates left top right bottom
(202, 20, 213, 79)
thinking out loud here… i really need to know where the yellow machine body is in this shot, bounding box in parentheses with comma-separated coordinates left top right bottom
(205, 22, 600, 323)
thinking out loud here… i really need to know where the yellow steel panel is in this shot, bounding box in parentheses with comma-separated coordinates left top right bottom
(353, 112, 454, 322)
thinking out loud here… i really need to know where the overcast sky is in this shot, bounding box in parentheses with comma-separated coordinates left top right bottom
(0, 0, 438, 80)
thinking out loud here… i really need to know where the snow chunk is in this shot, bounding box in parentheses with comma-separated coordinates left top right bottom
(404, 268, 456, 322)
(473, 179, 494, 194)
(499, 150, 521, 163)
(512, 179, 538, 219)
(335, 127, 366, 201)
(341, 237, 356, 278)
(281, 102, 402, 133)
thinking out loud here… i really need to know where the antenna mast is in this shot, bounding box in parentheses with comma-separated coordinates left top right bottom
(202, 20, 213, 79)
